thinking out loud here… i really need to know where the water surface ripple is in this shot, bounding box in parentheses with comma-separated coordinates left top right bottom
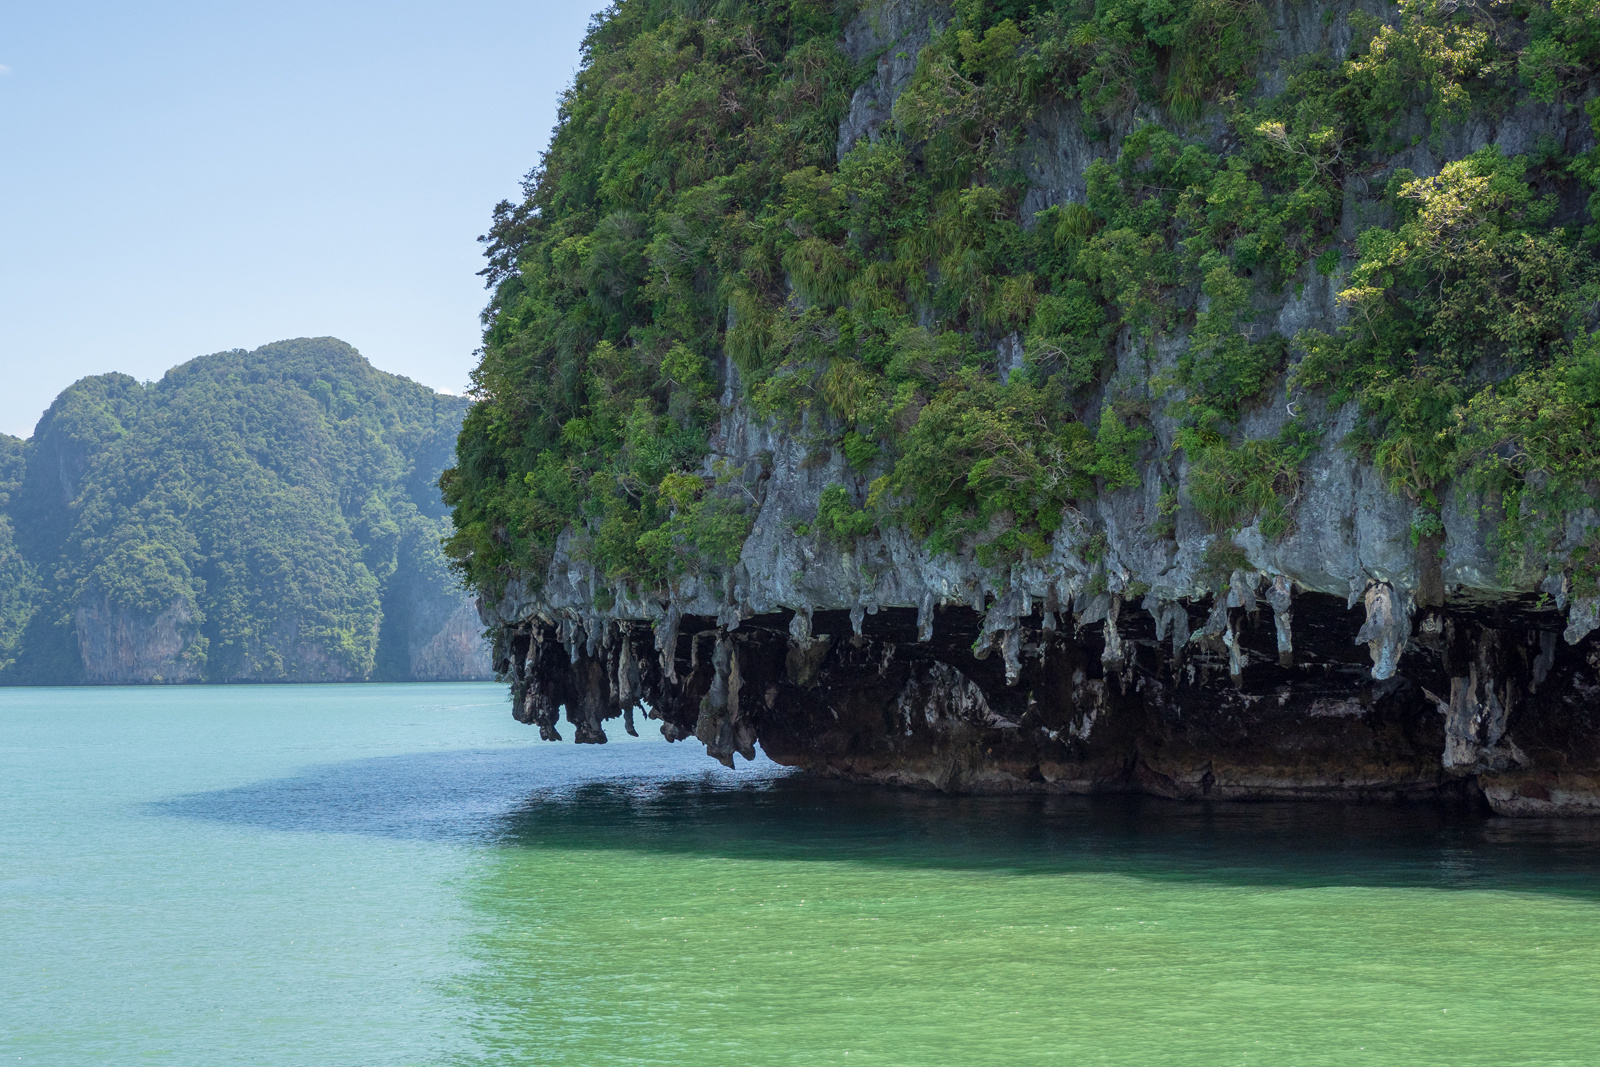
(6, 684, 1600, 1065)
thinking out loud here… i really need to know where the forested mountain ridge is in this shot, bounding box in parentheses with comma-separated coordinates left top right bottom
(0, 337, 490, 684)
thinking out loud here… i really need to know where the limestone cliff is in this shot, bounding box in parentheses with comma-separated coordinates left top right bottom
(457, 0, 1600, 814)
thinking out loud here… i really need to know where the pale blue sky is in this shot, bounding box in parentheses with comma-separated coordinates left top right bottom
(0, 0, 610, 437)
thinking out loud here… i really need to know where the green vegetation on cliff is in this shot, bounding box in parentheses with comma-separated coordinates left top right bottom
(448, 0, 1600, 599)
(0, 434, 36, 675)
(0, 338, 479, 684)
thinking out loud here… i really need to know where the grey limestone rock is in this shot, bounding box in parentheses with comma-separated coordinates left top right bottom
(837, 0, 947, 160)
(475, 0, 1600, 816)
(75, 593, 204, 685)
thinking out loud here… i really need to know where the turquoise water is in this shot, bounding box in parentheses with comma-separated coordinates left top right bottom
(5, 685, 1600, 1065)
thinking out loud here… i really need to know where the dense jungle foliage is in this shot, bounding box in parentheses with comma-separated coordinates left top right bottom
(446, 0, 1600, 600)
(0, 339, 469, 683)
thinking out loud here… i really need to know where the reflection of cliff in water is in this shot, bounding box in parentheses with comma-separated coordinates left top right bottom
(155, 740, 1600, 900)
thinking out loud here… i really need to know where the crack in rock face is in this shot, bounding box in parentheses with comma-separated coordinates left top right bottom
(488, 588, 1600, 816)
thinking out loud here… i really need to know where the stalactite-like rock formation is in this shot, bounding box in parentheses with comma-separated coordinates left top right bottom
(490, 587, 1600, 816)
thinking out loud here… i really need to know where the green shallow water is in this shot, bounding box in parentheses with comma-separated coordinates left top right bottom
(5, 685, 1600, 1065)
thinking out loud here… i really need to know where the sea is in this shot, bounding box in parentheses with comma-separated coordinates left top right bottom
(4, 683, 1599, 1065)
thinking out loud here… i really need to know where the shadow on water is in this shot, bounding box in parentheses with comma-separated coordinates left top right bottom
(151, 741, 1600, 900)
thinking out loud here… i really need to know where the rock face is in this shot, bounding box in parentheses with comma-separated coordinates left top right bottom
(484, 378, 1600, 815)
(403, 596, 495, 682)
(75, 593, 204, 685)
(474, 0, 1600, 815)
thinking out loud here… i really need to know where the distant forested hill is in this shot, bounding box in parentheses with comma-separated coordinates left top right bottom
(0, 337, 490, 684)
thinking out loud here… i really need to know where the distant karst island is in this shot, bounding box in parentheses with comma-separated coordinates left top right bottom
(0, 337, 490, 684)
